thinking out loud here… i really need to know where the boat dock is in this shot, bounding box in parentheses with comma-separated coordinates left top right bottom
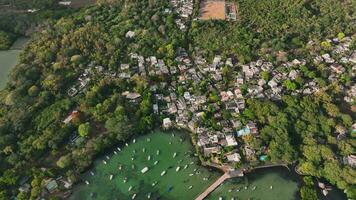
(195, 169, 244, 200)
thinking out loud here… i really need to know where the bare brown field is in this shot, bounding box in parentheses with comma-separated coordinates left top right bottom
(199, 0, 226, 20)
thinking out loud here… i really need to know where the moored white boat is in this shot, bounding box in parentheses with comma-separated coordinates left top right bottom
(131, 193, 137, 199)
(85, 180, 90, 185)
(176, 166, 180, 172)
(147, 155, 151, 161)
(109, 174, 113, 180)
(188, 185, 193, 189)
(103, 160, 107, 164)
(161, 170, 166, 176)
(141, 167, 149, 174)
(154, 161, 159, 165)
(147, 193, 151, 199)
(173, 152, 177, 158)
(128, 186, 133, 191)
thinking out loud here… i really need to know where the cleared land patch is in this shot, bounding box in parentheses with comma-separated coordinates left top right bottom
(199, 0, 226, 20)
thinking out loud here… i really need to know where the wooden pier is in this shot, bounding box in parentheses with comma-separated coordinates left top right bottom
(195, 169, 244, 200)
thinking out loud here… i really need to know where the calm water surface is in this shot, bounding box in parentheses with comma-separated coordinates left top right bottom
(0, 37, 29, 89)
(70, 131, 221, 200)
(70, 131, 347, 200)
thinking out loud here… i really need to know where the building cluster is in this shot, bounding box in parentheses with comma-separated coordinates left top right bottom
(64, 34, 355, 169)
(67, 63, 116, 97)
(170, 0, 194, 30)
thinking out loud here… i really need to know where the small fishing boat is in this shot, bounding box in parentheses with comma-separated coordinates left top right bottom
(154, 161, 159, 165)
(118, 165, 122, 170)
(128, 186, 133, 191)
(180, 138, 183, 142)
(147, 155, 151, 161)
(109, 174, 113, 180)
(219, 197, 223, 200)
(188, 185, 193, 189)
(131, 193, 137, 200)
(90, 171, 94, 176)
(270, 185, 273, 189)
(190, 161, 194, 165)
(231, 198, 235, 200)
(147, 138, 151, 142)
(203, 177, 208, 181)
(252, 186, 256, 191)
(114, 150, 117, 154)
(184, 164, 188, 169)
(117, 147, 121, 151)
(123, 177, 128, 183)
(131, 164, 135, 169)
(322, 189, 328, 196)
(133, 139, 136, 143)
(85, 180, 90, 185)
(103, 160, 107, 164)
(142, 148, 146, 153)
(147, 193, 151, 199)
(172, 133, 175, 137)
(161, 171, 166, 176)
(169, 141, 172, 145)
(141, 167, 149, 174)
(173, 152, 177, 158)
(244, 186, 248, 190)
(133, 149, 136, 154)
(106, 155, 110, 160)
(152, 181, 157, 186)
(156, 150, 160, 155)
(131, 157, 135, 161)
(193, 168, 197, 172)
(236, 189, 240, 192)
(176, 166, 180, 172)
(228, 189, 232, 192)
(125, 143, 129, 147)
(189, 173, 194, 176)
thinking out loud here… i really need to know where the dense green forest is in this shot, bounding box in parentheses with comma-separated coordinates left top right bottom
(0, 0, 355, 199)
(190, 0, 356, 61)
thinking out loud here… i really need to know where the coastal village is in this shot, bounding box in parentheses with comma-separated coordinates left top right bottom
(12, 0, 355, 199)
(64, 31, 356, 173)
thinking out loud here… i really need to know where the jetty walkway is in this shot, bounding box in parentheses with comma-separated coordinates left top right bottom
(195, 162, 288, 200)
(195, 169, 244, 200)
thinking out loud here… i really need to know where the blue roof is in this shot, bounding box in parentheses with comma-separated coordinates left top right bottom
(237, 127, 251, 137)
(259, 155, 268, 161)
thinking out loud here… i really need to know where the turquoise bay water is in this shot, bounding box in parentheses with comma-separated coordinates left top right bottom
(70, 131, 221, 200)
(70, 131, 346, 200)
(206, 167, 299, 200)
